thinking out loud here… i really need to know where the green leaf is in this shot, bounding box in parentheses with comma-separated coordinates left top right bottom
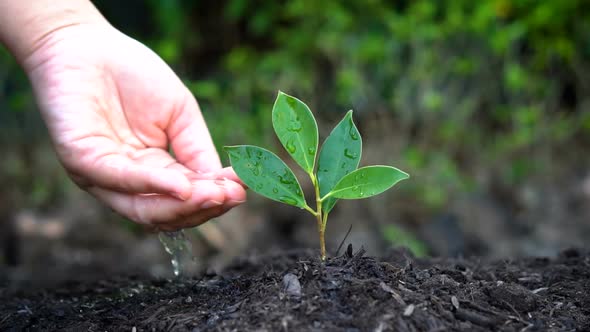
(326, 166, 409, 200)
(224, 145, 306, 208)
(272, 91, 318, 174)
(317, 110, 362, 214)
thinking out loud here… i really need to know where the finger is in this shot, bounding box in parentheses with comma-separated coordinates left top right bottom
(167, 91, 222, 173)
(211, 177, 247, 203)
(150, 205, 232, 232)
(212, 167, 245, 186)
(88, 180, 224, 224)
(85, 153, 193, 200)
(107, 147, 218, 182)
(88, 179, 245, 225)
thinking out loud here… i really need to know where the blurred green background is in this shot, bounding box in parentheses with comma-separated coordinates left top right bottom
(2, 0, 590, 275)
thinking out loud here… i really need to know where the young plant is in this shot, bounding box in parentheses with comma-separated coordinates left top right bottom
(224, 91, 409, 260)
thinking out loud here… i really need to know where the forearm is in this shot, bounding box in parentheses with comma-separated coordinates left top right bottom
(0, 0, 107, 67)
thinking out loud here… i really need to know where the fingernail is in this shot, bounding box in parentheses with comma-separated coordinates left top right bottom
(171, 192, 189, 201)
(201, 200, 223, 209)
(226, 199, 246, 207)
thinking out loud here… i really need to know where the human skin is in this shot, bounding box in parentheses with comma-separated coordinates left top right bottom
(0, 0, 247, 231)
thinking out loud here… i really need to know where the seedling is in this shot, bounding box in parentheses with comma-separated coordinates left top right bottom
(224, 92, 409, 260)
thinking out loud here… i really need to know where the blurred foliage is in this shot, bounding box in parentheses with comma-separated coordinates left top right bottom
(383, 224, 428, 257)
(1, 41, 71, 210)
(2, 0, 590, 218)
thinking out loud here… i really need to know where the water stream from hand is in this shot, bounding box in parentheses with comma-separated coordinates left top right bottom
(158, 230, 194, 277)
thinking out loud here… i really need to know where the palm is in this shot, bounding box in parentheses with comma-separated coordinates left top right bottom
(25, 24, 246, 230)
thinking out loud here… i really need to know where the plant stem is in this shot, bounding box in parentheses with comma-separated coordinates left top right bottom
(310, 173, 326, 260)
(322, 212, 329, 230)
(318, 221, 326, 260)
(320, 212, 329, 259)
(303, 205, 317, 216)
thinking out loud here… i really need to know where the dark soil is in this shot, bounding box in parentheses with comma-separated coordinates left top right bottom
(1, 247, 589, 331)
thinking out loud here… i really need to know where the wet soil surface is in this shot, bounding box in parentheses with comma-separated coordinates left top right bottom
(1, 247, 589, 331)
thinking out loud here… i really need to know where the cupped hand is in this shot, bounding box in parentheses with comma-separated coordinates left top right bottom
(23, 23, 246, 231)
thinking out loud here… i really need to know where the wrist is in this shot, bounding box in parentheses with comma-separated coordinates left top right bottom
(0, 0, 108, 68)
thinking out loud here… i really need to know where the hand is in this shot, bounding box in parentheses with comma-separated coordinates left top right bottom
(23, 23, 246, 231)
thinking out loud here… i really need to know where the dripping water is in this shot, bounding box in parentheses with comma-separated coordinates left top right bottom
(158, 230, 194, 277)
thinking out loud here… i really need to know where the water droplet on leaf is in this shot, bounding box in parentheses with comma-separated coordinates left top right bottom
(308, 147, 316, 155)
(344, 148, 358, 159)
(228, 150, 240, 160)
(286, 140, 296, 153)
(349, 127, 359, 140)
(287, 120, 302, 132)
(286, 97, 297, 108)
(272, 188, 279, 194)
(278, 170, 294, 185)
(279, 196, 298, 205)
(278, 175, 294, 185)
